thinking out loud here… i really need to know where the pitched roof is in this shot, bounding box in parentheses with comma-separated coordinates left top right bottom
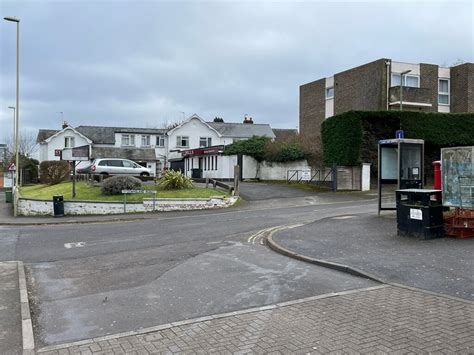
(207, 122, 275, 139)
(90, 147, 156, 161)
(272, 128, 298, 142)
(37, 126, 168, 144)
(37, 129, 59, 143)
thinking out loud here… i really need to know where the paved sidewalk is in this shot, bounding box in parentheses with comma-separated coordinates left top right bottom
(272, 212, 474, 300)
(37, 285, 473, 354)
(0, 261, 22, 355)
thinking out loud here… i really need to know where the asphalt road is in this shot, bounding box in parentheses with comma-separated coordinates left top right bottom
(0, 194, 378, 346)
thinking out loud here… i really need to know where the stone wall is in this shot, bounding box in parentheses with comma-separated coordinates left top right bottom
(18, 196, 238, 216)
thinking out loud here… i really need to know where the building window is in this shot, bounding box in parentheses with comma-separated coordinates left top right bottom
(438, 78, 450, 105)
(156, 135, 165, 147)
(141, 135, 151, 147)
(391, 73, 420, 88)
(176, 136, 189, 148)
(121, 134, 135, 146)
(325, 87, 334, 99)
(64, 136, 75, 148)
(199, 137, 212, 148)
(215, 156, 218, 170)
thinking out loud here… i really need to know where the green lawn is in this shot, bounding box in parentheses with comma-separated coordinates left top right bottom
(20, 182, 228, 202)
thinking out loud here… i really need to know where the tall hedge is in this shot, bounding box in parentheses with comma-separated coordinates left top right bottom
(322, 111, 474, 167)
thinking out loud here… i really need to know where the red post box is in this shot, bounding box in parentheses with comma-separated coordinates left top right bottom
(432, 160, 441, 190)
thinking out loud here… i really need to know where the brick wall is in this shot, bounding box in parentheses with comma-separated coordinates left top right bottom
(420, 63, 438, 112)
(299, 78, 326, 152)
(451, 63, 474, 113)
(334, 59, 389, 114)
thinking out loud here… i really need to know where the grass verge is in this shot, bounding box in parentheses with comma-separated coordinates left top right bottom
(20, 182, 228, 202)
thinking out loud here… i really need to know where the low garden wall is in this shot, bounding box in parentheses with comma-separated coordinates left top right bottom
(18, 196, 238, 216)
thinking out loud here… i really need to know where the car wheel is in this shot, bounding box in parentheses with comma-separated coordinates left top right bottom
(140, 172, 149, 177)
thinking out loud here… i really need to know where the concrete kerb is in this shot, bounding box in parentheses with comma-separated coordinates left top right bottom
(17, 261, 35, 355)
(36, 284, 388, 353)
(265, 223, 474, 305)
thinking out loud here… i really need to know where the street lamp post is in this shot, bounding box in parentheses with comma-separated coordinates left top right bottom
(4, 16, 20, 216)
(7, 106, 16, 167)
(399, 69, 412, 112)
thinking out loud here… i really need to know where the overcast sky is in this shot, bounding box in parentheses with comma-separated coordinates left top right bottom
(0, 0, 473, 137)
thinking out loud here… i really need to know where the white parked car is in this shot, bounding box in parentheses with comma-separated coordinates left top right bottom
(82, 158, 152, 177)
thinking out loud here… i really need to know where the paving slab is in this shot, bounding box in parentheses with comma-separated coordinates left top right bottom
(0, 261, 22, 355)
(36, 285, 474, 354)
(272, 212, 474, 300)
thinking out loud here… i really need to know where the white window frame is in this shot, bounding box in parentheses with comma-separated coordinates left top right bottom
(438, 78, 450, 105)
(325, 86, 334, 99)
(176, 136, 189, 148)
(391, 73, 420, 88)
(199, 137, 212, 148)
(121, 134, 135, 147)
(141, 135, 151, 147)
(156, 135, 165, 147)
(64, 136, 75, 148)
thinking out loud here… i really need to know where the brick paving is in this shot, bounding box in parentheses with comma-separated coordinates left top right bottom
(38, 285, 473, 354)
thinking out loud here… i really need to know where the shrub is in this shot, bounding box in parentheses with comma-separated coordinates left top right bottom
(101, 175, 143, 195)
(223, 136, 271, 162)
(39, 161, 71, 185)
(265, 141, 309, 163)
(159, 170, 193, 190)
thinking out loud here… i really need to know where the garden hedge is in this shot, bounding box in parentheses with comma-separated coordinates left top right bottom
(322, 111, 474, 171)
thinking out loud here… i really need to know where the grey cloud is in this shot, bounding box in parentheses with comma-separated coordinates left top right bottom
(0, 0, 472, 134)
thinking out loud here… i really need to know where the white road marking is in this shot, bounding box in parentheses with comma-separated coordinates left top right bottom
(331, 215, 356, 220)
(64, 242, 86, 249)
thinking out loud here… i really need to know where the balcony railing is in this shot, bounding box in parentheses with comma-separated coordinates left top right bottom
(389, 87, 433, 107)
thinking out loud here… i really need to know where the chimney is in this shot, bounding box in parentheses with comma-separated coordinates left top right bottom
(62, 121, 69, 129)
(243, 114, 253, 124)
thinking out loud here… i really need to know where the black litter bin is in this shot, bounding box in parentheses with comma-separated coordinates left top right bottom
(191, 168, 202, 179)
(396, 189, 444, 239)
(53, 195, 64, 217)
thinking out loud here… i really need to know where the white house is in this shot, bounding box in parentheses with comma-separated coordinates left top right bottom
(37, 115, 277, 179)
(167, 114, 275, 178)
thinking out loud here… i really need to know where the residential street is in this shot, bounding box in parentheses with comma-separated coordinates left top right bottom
(1, 184, 473, 353)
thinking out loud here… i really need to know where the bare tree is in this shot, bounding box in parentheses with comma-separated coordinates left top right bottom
(4, 130, 38, 159)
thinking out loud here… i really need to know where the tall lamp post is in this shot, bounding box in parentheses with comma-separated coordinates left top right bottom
(4, 16, 20, 216)
(7, 106, 16, 170)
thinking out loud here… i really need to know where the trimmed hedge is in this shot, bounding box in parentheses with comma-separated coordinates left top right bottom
(322, 111, 474, 167)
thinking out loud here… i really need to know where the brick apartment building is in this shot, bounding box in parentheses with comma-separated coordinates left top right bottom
(299, 58, 474, 146)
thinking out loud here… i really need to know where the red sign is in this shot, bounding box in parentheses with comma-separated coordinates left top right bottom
(55, 149, 62, 157)
(182, 145, 224, 158)
(7, 163, 16, 171)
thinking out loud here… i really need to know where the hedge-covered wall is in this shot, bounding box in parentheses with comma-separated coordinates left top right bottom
(322, 111, 474, 175)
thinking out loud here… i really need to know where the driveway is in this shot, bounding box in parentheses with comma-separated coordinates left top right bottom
(238, 182, 317, 201)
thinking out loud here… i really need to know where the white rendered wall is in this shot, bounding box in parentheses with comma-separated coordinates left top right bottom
(362, 163, 371, 191)
(325, 76, 334, 119)
(45, 128, 90, 161)
(168, 117, 223, 151)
